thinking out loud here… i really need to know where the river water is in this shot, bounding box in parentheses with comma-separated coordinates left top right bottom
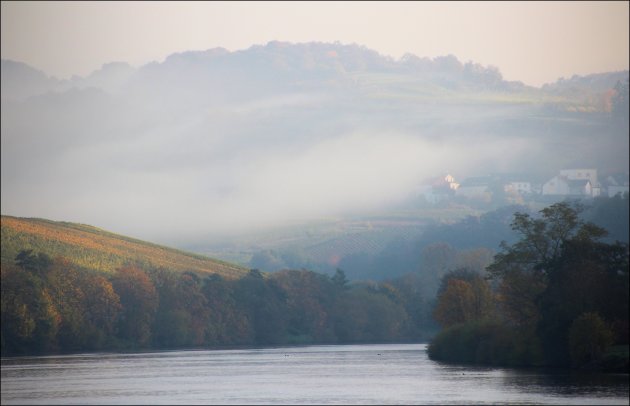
(1, 343, 628, 404)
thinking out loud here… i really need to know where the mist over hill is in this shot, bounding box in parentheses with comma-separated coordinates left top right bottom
(1, 41, 628, 244)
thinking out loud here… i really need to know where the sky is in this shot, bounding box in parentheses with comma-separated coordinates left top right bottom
(1, 1, 628, 87)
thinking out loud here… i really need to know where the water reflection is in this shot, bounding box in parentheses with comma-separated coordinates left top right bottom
(501, 368, 630, 397)
(2, 344, 628, 405)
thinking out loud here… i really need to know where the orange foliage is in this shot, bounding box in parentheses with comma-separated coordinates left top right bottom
(1, 216, 246, 278)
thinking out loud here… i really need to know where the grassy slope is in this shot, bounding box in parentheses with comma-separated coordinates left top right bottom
(0, 215, 248, 279)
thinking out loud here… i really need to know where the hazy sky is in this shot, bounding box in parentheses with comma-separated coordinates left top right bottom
(1, 1, 628, 87)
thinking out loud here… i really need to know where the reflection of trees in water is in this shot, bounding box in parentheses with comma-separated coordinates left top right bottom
(501, 368, 630, 395)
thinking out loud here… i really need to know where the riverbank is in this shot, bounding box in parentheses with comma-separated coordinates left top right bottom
(427, 320, 629, 373)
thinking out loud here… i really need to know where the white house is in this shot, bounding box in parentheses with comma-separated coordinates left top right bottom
(542, 175, 592, 196)
(542, 176, 570, 195)
(559, 168, 598, 185)
(416, 173, 459, 204)
(443, 174, 460, 190)
(542, 168, 601, 197)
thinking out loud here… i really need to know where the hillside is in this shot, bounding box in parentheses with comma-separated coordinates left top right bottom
(192, 204, 479, 272)
(2, 42, 628, 245)
(0, 215, 247, 278)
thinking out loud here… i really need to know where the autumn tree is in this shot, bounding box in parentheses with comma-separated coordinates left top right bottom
(45, 258, 87, 350)
(537, 237, 629, 365)
(359, 287, 408, 341)
(151, 269, 210, 348)
(233, 269, 288, 344)
(272, 269, 335, 343)
(484, 202, 628, 367)
(487, 202, 606, 327)
(433, 269, 494, 328)
(202, 274, 254, 345)
(330, 283, 409, 343)
(1, 262, 59, 355)
(80, 272, 122, 347)
(112, 266, 158, 347)
(45, 258, 122, 351)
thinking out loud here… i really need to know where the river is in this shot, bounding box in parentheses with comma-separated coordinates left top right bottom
(1, 343, 628, 404)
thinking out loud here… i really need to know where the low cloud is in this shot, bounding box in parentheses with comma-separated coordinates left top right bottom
(2, 48, 623, 244)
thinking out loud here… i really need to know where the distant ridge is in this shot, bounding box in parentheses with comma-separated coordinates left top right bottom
(3, 41, 627, 103)
(0, 215, 247, 278)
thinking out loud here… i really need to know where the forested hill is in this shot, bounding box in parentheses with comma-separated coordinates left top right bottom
(0, 215, 247, 279)
(1, 215, 437, 356)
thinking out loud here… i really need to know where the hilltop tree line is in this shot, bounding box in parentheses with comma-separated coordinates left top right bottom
(428, 201, 629, 370)
(1, 253, 436, 356)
